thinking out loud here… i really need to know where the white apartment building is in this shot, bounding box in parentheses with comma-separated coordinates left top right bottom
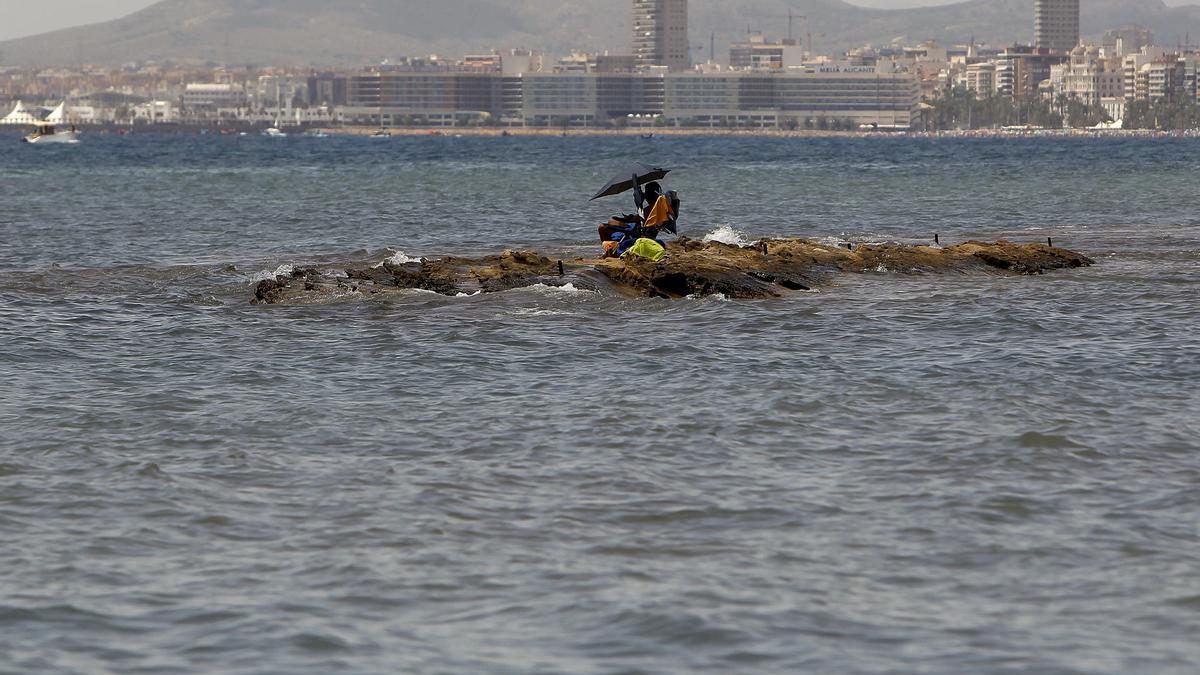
(962, 62, 996, 96)
(1146, 60, 1186, 102)
(1122, 47, 1166, 99)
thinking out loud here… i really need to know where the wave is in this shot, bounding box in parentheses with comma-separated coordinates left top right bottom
(248, 264, 294, 283)
(526, 282, 596, 295)
(373, 249, 423, 268)
(702, 225, 752, 247)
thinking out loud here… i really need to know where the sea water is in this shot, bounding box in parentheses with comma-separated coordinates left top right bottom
(1, 134, 1198, 674)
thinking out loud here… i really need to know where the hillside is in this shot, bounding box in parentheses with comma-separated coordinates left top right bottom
(2, 0, 1200, 67)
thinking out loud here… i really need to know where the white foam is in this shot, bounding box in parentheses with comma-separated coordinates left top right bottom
(373, 249, 422, 268)
(510, 308, 571, 317)
(528, 282, 595, 295)
(249, 263, 294, 283)
(703, 225, 752, 247)
(455, 291, 483, 298)
(686, 292, 730, 301)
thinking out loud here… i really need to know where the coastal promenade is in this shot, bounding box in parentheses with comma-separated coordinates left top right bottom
(278, 126, 1200, 140)
(7, 123, 1195, 140)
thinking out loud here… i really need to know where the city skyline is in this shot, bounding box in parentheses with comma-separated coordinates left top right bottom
(5, 1, 1172, 144)
(6, 1, 1200, 70)
(3, 0, 1194, 135)
(5, 0, 1199, 44)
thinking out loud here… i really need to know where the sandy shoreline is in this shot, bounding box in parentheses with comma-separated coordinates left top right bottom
(10, 125, 1195, 140)
(320, 126, 1199, 139)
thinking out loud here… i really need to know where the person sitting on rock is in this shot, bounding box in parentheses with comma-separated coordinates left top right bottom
(598, 178, 681, 258)
(631, 179, 679, 246)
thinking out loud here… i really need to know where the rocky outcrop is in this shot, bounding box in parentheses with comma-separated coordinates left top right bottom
(250, 237, 1093, 304)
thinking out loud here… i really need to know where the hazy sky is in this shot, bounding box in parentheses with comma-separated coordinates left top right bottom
(0, 0, 157, 40)
(0, 0, 1196, 42)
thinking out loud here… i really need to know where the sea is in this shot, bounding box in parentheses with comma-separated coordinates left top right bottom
(1, 132, 1198, 675)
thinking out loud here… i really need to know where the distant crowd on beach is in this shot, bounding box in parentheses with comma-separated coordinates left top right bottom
(316, 127, 1200, 140)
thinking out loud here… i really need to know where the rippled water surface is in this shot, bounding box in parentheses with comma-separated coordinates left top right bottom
(2, 134, 1199, 674)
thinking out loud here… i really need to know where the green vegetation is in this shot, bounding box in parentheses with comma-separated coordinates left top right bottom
(929, 86, 1200, 131)
(926, 87, 1107, 130)
(1122, 100, 1200, 130)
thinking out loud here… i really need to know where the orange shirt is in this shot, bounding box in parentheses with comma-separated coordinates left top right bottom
(644, 195, 673, 229)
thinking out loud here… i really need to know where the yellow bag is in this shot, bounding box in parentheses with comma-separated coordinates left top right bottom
(622, 238, 666, 262)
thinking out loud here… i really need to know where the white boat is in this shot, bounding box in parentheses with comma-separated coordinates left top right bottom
(262, 127, 288, 137)
(304, 129, 330, 138)
(23, 122, 79, 144)
(370, 129, 391, 138)
(22, 102, 79, 144)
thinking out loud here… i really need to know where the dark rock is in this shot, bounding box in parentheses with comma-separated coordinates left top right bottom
(252, 278, 286, 304)
(346, 267, 392, 283)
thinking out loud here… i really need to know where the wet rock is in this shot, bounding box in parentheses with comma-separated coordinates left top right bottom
(252, 277, 287, 304)
(952, 240, 1093, 274)
(249, 236, 1093, 304)
(382, 259, 460, 295)
(470, 250, 560, 293)
(345, 267, 392, 283)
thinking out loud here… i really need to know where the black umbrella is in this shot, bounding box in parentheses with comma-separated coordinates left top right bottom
(590, 161, 671, 200)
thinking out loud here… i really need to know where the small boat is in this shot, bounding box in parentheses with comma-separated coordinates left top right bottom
(304, 129, 330, 138)
(262, 127, 288, 138)
(370, 129, 391, 138)
(23, 122, 79, 144)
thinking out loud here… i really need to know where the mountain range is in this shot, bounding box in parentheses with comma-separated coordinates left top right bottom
(2, 0, 1200, 67)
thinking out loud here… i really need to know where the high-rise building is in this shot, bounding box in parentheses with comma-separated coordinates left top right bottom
(632, 0, 691, 71)
(1034, 0, 1080, 52)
